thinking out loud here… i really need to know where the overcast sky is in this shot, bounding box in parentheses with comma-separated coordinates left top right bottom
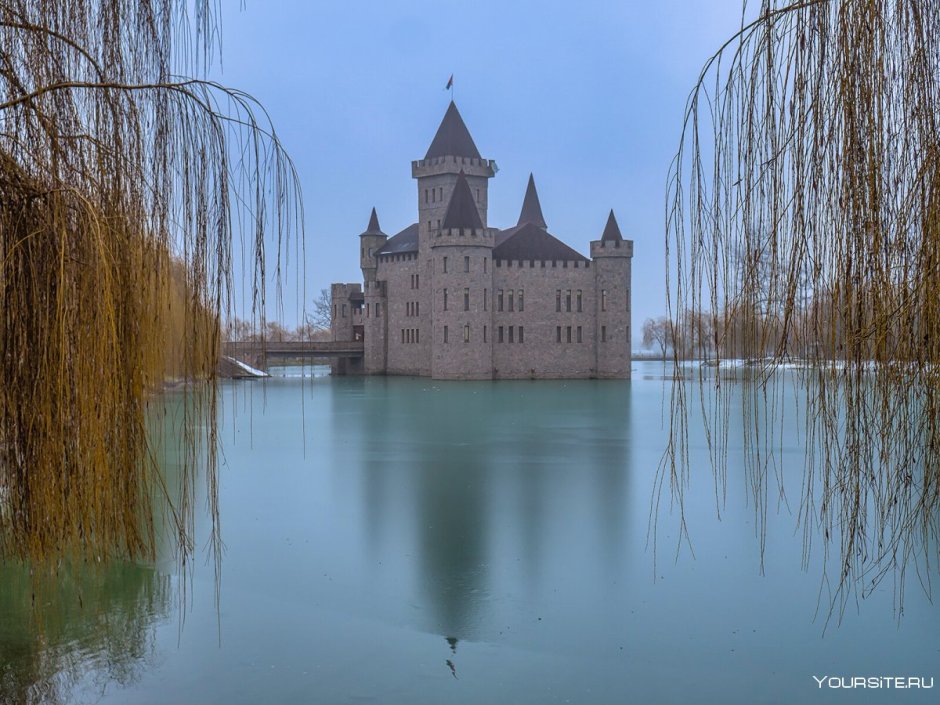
(212, 0, 749, 345)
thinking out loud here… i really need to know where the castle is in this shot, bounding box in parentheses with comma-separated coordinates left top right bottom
(330, 101, 633, 380)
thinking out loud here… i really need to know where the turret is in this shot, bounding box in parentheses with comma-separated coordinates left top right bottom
(359, 207, 387, 283)
(430, 171, 495, 380)
(412, 101, 496, 255)
(591, 210, 633, 378)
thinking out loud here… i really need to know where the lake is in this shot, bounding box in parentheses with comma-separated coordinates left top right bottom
(1, 361, 937, 704)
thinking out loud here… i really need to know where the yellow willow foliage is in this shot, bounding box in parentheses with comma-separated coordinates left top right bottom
(664, 0, 940, 614)
(0, 1, 300, 565)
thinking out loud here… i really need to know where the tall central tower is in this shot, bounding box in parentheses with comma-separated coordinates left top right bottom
(412, 101, 496, 256)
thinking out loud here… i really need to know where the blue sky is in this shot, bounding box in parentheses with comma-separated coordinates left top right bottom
(212, 0, 748, 343)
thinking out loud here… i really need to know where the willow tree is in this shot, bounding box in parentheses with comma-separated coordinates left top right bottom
(0, 2, 300, 566)
(665, 0, 940, 614)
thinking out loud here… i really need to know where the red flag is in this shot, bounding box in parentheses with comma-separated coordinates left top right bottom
(445, 74, 453, 90)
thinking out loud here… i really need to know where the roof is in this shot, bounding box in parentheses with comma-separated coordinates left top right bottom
(441, 171, 484, 230)
(360, 207, 386, 237)
(376, 223, 418, 255)
(517, 174, 546, 228)
(600, 210, 623, 242)
(425, 101, 481, 160)
(494, 222, 588, 262)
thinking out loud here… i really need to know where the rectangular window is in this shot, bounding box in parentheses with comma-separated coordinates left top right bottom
(333, 304, 337, 319)
(518, 290, 524, 312)
(509, 326, 514, 344)
(483, 288, 488, 311)
(443, 256, 448, 273)
(342, 304, 347, 317)
(416, 301, 420, 316)
(577, 290, 582, 312)
(464, 256, 470, 273)
(439, 187, 443, 201)
(566, 289, 572, 312)
(443, 288, 448, 311)
(464, 324, 470, 343)
(498, 289, 504, 312)
(577, 326, 582, 343)
(566, 326, 572, 343)
(518, 326, 524, 343)
(367, 303, 371, 317)
(483, 325, 487, 343)
(508, 290, 514, 312)
(498, 326, 504, 343)
(376, 302, 381, 317)
(444, 325, 449, 343)
(464, 287, 470, 311)
(416, 328, 420, 344)
(483, 257, 488, 273)
(416, 274, 419, 289)
(602, 289, 608, 312)
(556, 290, 561, 312)
(556, 326, 562, 343)
(401, 329, 405, 344)
(602, 325, 607, 342)
(424, 189, 428, 204)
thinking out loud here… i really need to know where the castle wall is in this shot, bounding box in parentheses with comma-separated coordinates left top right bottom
(378, 254, 430, 376)
(592, 239, 633, 379)
(490, 259, 598, 379)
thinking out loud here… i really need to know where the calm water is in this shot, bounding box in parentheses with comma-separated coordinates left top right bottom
(1, 361, 937, 704)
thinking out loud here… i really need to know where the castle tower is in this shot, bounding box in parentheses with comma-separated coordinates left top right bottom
(591, 210, 633, 378)
(358, 208, 388, 374)
(412, 101, 496, 256)
(359, 207, 387, 283)
(430, 171, 495, 380)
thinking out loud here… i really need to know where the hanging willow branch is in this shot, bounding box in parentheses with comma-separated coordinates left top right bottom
(663, 0, 940, 616)
(0, 1, 301, 567)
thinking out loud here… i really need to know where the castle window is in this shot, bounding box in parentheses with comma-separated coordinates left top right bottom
(361, 247, 364, 258)
(443, 256, 448, 273)
(602, 325, 607, 342)
(483, 257, 488, 273)
(508, 290, 514, 312)
(556, 326, 562, 343)
(483, 325, 488, 343)
(541, 261, 546, 268)
(424, 189, 428, 204)
(368, 247, 373, 257)
(444, 325, 449, 343)
(432, 188, 436, 203)
(498, 289, 504, 312)
(484, 288, 488, 311)
(566, 290, 572, 312)
(342, 304, 347, 318)
(476, 188, 480, 202)
(563, 261, 568, 268)
(508, 326, 514, 343)
(416, 328, 420, 344)
(566, 326, 572, 343)
(464, 256, 470, 272)
(427, 221, 431, 232)
(401, 329, 405, 344)
(367, 303, 370, 317)
(376, 303, 382, 317)
(439, 187, 443, 201)
(498, 326, 504, 343)
(518, 290, 524, 312)
(602, 289, 608, 312)
(416, 301, 420, 316)
(577, 326, 582, 343)
(416, 274, 420, 289)
(437, 219, 440, 230)
(577, 290, 582, 312)
(556, 290, 561, 312)
(464, 324, 470, 343)
(443, 288, 448, 311)
(464, 288, 470, 311)
(333, 304, 337, 319)
(519, 326, 524, 343)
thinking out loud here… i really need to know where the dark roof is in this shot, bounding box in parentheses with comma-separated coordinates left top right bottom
(376, 223, 418, 255)
(425, 101, 481, 160)
(494, 222, 588, 262)
(360, 207, 386, 237)
(600, 209, 623, 242)
(517, 173, 546, 228)
(442, 171, 484, 230)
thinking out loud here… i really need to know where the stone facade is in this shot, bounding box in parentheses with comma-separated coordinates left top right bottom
(331, 102, 633, 380)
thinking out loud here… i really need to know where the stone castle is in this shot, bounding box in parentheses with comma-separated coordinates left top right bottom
(330, 101, 633, 380)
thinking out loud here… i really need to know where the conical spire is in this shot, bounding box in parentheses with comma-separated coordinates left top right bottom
(600, 209, 623, 242)
(442, 171, 484, 230)
(360, 207, 386, 237)
(425, 101, 481, 160)
(517, 173, 546, 228)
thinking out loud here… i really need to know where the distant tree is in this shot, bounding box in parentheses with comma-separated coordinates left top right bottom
(309, 288, 333, 331)
(641, 317, 673, 357)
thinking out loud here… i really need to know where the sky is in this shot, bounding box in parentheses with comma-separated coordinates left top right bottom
(210, 0, 749, 345)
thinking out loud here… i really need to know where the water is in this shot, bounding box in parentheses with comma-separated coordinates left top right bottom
(2, 361, 937, 704)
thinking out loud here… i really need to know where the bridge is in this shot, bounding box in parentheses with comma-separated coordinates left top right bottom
(222, 340, 364, 373)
